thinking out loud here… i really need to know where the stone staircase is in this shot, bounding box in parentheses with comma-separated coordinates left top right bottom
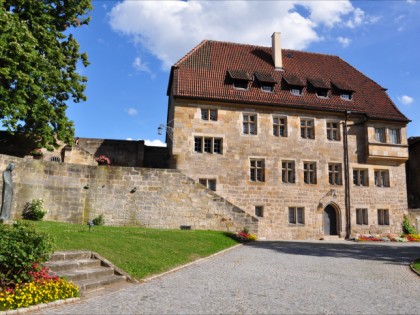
(44, 251, 135, 297)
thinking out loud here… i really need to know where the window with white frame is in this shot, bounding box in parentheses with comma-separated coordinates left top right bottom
(301, 119, 315, 139)
(194, 137, 222, 154)
(353, 169, 368, 186)
(273, 116, 287, 137)
(375, 127, 386, 143)
(282, 161, 295, 183)
(340, 92, 352, 100)
(326, 122, 340, 141)
(250, 159, 265, 182)
(374, 170, 390, 187)
(389, 128, 401, 144)
(243, 114, 257, 135)
(198, 178, 216, 191)
(201, 108, 217, 121)
(356, 208, 368, 225)
(328, 163, 342, 185)
(289, 207, 304, 224)
(303, 162, 316, 184)
(290, 86, 303, 96)
(377, 209, 390, 226)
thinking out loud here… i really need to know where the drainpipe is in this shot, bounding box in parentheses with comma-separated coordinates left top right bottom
(343, 111, 351, 239)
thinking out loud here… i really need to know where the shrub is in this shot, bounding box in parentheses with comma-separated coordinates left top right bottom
(0, 277, 79, 311)
(22, 199, 47, 221)
(0, 222, 54, 288)
(92, 214, 105, 226)
(402, 215, 418, 235)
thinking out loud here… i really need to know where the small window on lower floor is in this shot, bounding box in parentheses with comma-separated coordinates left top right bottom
(356, 208, 368, 225)
(198, 178, 216, 191)
(289, 207, 304, 225)
(255, 206, 264, 217)
(378, 209, 390, 226)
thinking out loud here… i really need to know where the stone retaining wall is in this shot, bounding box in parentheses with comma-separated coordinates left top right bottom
(0, 154, 258, 233)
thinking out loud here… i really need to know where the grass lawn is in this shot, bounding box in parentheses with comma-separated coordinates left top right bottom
(32, 221, 239, 280)
(412, 258, 420, 273)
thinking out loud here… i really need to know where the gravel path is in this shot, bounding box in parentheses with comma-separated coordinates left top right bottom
(35, 241, 420, 315)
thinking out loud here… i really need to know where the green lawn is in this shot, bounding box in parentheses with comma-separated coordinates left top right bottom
(412, 258, 420, 273)
(33, 221, 238, 280)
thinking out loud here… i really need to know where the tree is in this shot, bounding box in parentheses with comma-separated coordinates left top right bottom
(0, 0, 92, 149)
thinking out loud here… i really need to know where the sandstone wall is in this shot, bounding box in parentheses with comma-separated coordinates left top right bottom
(0, 154, 257, 233)
(169, 100, 408, 240)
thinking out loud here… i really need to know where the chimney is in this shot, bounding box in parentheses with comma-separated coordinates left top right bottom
(271, 32, 283, 70)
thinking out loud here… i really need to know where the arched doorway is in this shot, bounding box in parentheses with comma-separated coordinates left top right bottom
(323, 205, 338, 235)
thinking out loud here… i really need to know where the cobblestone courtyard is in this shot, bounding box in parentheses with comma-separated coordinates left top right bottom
(36, 241, 420, 314)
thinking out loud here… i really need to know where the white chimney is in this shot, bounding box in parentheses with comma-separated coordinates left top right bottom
(272, 32, 283, 70)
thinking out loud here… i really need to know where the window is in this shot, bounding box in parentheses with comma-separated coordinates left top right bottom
(303, 162, 316, 184)
(374, 170, 390, 187)
(282, 161, 295, 183)
(375, 128, 386, 143)
(340, 92, 352, 100)
(250, 159, 265, 182)
(353, 169, 368, 186)
(201, 109, 217, 121)
(377, 209, 390, 226)
(326, 122, 340, 141)
(316, 88, 329, 98)
(255, 206, 264, 217)
(194, 137, 223, 154)
(356, 208, 368, 225)
(289, 207, 304, 224)
(328, 163, 342, 185)
(50, 156, 61, 162)
(290, 86, 303, 96)
(389, 128, 401, 144)
(243, 114, 257, 135)
(261, 84, 274, 93)
(273, 116, 287, 137)
(233, 80, 248, 90)
(199, 178, 216, 191)
(301, 119, 315, 139)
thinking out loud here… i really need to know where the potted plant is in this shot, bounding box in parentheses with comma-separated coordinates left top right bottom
(29, 149, 44, 160)
(95, 155, 111, 165)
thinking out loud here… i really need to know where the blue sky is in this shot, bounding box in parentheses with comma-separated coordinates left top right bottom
(67, 0, 420, 146)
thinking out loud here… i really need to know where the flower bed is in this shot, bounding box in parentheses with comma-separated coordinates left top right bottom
(0, 265, 79, 311)
(355, 233, 420, 242)
(234, 228, 257, 242)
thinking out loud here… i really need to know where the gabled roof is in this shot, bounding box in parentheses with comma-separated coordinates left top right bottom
(168, 40, 409, 122)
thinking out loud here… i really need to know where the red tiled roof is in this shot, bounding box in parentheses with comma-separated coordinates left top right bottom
(169, 40, 409, 122)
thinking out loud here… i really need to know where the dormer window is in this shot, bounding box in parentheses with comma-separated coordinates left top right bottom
(340, 91, 352, 101)
(316, 88, 329, 98)
(291, 86, 303, 96)
(228, 70, 251, 91)
(254, 72, 277, 93)
(307, 78, 330, 99)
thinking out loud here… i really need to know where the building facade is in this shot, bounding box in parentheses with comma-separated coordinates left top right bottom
(166, 33, 410, 240)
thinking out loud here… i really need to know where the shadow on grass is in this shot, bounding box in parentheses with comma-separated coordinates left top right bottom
(245, 241, 420, 265)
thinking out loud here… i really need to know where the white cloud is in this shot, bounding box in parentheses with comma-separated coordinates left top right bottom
(406, 0, 416, 4)
(133, 57, 151, 73)
(109, 0, 365, 70)
(337, 36, 351, 47)
(144, 139, 167, 147)
(398, 95, 414, 105)
(125, 108, 138, 116)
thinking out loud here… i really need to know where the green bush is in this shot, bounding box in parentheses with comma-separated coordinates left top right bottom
(0, 222, 54, 288)
(92, 214, 105, 226)
(22, 199, 47, 221)
(402, 215, 418, 235)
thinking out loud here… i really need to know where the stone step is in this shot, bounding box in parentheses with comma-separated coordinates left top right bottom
(45, 258, 101, 273)
(321, 235, 342, 241)
(48, 250, 92, 262)
(54, 266, 116, 282)
(76, 274, 128, 295)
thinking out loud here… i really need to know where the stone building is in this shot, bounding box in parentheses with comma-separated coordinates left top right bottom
(166, 33, 410, 240)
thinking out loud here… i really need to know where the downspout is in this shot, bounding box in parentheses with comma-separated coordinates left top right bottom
(343, 111, 351, 239)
